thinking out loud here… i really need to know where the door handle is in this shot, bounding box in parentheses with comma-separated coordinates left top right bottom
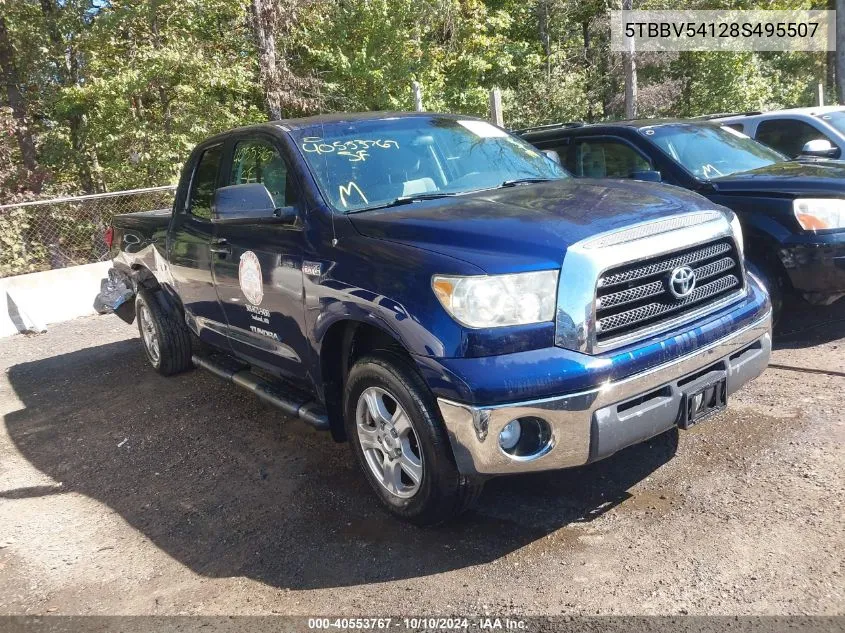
(209, 238, 230, 255)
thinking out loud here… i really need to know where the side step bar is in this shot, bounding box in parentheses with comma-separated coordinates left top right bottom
(192, 354, 329, 431)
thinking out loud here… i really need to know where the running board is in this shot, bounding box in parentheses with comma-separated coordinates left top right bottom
(191, 354, 329, 431)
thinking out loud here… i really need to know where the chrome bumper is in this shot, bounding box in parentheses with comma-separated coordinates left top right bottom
(437, 311, 772, 476)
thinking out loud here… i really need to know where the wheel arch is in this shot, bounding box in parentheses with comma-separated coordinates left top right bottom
(124, 263, 187, 323)
(742, 222, 794, 294)
(318, 318, 415, 442)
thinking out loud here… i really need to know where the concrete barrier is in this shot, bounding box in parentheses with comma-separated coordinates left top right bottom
(0, 261, 112, 338)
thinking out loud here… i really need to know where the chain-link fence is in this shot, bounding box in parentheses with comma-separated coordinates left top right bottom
(0, 186, 176, 278)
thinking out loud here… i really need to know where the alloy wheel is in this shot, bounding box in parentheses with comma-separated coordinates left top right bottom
(138, 304, 160, 365)
(355, 386, 424, 499)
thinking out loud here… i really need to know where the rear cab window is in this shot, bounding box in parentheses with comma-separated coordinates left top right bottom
(564, 139, 651, 178)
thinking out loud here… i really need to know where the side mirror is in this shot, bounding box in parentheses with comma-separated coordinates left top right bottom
(630, 169, 662, 183)
(800, 139, 840, 159)
(543, 149, 562, 166)
(212, 183, 296, 225)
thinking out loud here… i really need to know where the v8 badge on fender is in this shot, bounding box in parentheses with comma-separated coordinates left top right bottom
(239, 250, 264, 306)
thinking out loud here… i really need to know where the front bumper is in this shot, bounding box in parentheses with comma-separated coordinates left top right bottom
(779, 240, 845, 298)
(437, 311, 772, 476)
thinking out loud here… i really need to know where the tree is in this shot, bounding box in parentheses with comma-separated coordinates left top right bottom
(0, 15, 38, 183)
(837, 0, 845, 103)
(622, 0, 637, 119)
(249, 0, 320, 120)
(0, 0, 837, 202)
(73, 0, 265, 188)
(39, 0, 106, 193)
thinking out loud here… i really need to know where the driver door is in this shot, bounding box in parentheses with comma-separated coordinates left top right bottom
(210, 134, 310, 386)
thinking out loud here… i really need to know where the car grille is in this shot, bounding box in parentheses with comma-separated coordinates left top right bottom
(595, 238, 742, 344)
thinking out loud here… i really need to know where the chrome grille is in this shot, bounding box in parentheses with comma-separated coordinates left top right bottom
(595, 239, 742, 343)
(599, 241, 732, 288)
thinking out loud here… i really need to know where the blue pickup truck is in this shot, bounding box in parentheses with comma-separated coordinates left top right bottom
(99, 112, 772, 524)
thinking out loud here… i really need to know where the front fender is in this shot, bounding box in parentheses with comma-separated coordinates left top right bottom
(311, 277, 451, 357)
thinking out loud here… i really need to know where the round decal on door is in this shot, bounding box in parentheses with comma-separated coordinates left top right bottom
(239, 250, 264, 306)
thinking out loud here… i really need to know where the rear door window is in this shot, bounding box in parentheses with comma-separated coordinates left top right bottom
(563, 139, 652, 178)
(756, 119, 834, 158)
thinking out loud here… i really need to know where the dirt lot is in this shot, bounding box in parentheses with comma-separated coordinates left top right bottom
(0, 300, 843, 616)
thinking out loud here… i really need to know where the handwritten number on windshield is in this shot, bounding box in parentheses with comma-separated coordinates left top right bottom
(338, 149, 369, 162)
(301, 137, 399, 162)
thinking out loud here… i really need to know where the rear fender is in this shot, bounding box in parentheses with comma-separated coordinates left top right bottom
(103, 266, 184, 325)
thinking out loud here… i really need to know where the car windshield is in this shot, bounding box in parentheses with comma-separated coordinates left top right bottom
(290, 116, 568, 212)
(815, 110, 845, 134)
(642, 123, 786, 180)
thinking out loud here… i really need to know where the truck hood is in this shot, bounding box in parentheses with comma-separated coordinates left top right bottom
(348, 179, 719, 273)
(711, 160, 845, 196)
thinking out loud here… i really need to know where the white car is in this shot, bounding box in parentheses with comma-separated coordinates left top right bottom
(715, 106, 845, 159)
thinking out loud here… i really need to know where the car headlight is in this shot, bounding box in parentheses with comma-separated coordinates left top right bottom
(793, 198, 845, 231)
(432, 270, 559, 328)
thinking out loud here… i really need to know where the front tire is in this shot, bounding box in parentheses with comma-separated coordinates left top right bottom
(135, 289, 193, 376)
(343, 352, 483, 525)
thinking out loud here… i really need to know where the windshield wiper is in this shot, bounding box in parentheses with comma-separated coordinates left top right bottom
(346, 191, 458, 213)
(394, 191, 458, 203)
(499, 177, 554, 188)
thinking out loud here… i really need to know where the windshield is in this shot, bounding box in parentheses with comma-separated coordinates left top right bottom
(815, 110, 845, 134)
(642, 124, 786, 180)
(290, 116, 568, 212)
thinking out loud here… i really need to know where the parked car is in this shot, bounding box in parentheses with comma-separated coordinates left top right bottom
(97, 112, 771, 525)
(713, 106, 845, 159)
(519, 119, 845, 319)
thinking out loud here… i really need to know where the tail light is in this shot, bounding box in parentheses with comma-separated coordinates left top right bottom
(104, 226, 114, 249)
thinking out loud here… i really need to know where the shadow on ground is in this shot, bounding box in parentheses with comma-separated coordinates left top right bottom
(774, 296, 845, 350)
(4, 337, 681, 591)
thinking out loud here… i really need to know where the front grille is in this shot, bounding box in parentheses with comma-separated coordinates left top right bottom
(595, 239, 742, 344)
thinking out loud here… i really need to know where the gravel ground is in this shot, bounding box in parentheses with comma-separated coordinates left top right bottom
(0, 300, 843, 616)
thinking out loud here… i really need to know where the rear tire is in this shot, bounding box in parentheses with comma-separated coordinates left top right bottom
(343, 352, 483, 525)
(135, 289, 193, 376)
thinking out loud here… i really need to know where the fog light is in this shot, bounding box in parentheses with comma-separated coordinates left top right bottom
(499, 416, 553, 460)
(498, 419, 522, 450)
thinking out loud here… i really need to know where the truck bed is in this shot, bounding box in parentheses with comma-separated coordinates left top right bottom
(113, 207, 171, 231)
(111, 208, 172, 271)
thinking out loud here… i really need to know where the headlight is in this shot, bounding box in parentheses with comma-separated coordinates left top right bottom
(432, 270, 559, 328)
(793, 198, 845, 231)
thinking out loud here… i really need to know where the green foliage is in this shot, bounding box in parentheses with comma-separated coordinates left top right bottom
(76, 0, 267, 189)
(672, 52, 772, 116)
(0, 0, 836, 204)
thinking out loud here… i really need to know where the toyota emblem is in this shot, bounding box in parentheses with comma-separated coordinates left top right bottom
(668, 265, 696, 299)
